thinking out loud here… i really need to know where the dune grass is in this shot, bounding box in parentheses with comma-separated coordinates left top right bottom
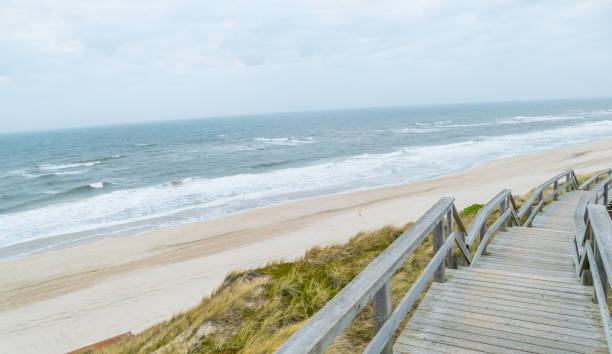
(91, 171, 602, 354)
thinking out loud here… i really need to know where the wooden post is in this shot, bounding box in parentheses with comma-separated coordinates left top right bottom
(593, 236, 608, 304)
(604, 183, 609, 206)
(480, 224, 488, 255)
(500, 199, 507, 232)
(373, 282, 392, 354)
(446, 209, 457, 269)
(554, 181, 559, 201)
(433, 220, 445, 282)
(566, 174, 571, 192)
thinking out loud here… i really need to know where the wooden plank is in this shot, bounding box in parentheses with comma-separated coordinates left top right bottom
(408, 309, 607, 348)
(417, 298, 603, 332)
(412, 306, 604, 340)
(472, 264, 577, 281)
(446, 269, 591, 294)
(394, 337, 486, 354)
(474, 258, 574, 272)
(408, 314, 603, 353)
(427, 286, 599, 318)
(420, 292, 600, 326)
(464, 267, 581, 284)
(397, 328, 527, 354)
(446, 277, 590, 302)
(487, 244, 574, 258)
(433, 282, 599, 311)
(404, 321, 576, 354)
(276, 197, 454, 354)
(473, 261, 575, 276)
(485, 252, 572, 266)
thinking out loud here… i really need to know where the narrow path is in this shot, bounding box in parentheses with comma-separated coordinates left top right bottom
(395, 191, 608, 353)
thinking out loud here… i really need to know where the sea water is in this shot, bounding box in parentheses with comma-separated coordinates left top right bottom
(2, 98, 612, 259)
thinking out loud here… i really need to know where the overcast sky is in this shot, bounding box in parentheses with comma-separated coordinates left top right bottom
(1, 0, 611, 133)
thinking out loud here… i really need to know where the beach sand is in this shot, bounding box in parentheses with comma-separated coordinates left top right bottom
(1, 139, 612, 353)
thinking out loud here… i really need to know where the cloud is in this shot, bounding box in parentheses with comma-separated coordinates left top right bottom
(0, 0, 611, 132)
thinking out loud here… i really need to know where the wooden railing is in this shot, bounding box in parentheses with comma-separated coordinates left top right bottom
(579, 168, 612, 191)
(277, 169, 606, 353)
(573, 202, 612, 352)
(517, 169, 578, 226)
(464, 189, 519, 266)
(277, 188, 522, 354)
(276, 197, 471, 354)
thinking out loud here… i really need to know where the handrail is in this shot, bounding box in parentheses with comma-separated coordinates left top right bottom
(276, 197, 464, 354)
(590, 174, 612, 206)
(517, 169, 578, 226)
(579, 168, 612, 191)
(465, 189, 518, 247)
(575, 204, 612, 352)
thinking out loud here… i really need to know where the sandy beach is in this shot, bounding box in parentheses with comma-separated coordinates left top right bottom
(2, 139, 612, 353)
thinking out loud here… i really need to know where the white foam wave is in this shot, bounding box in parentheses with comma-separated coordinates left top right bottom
(38, 161, 100, 171)
(89, 182, 105, 189)
(3, 119, 612, 251)
(254, 137, 316, 146)
(498, 115, 584, 125)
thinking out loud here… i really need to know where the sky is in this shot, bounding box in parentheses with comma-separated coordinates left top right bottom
(0, 0, 611, 133)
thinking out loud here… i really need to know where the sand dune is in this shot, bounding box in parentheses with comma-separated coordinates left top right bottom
(1, 139, 612, 353)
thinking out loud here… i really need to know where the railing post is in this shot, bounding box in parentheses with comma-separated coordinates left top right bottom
(446, 209, 458, 269)
(433, 220, 445, 282)
(480, 224, 488, 255)
(500, 198, 507, 232)
(553, 181, 559, 201)
(566, 173, 571, 192)
(373, 282, 392, 354)
(604, 183, 609, 206)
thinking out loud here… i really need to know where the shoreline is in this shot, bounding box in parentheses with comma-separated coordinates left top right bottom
(2, 139, 612, 353)
(1, 137, 606, 262)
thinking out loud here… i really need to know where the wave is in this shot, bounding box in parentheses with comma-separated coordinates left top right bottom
(254, 137, 316, 146)
(38, 161, 101, 171)
(3, 119, 612, 251)
(498, 115, 584, 125)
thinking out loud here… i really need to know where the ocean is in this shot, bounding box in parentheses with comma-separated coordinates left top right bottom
(2, 98, 612, 259)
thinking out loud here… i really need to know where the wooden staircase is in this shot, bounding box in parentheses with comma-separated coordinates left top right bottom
(277, 170, 612, 354)
(395, 192, 608, 353)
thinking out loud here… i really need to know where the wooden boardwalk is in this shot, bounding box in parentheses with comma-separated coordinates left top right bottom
(395, 191, 609, 353)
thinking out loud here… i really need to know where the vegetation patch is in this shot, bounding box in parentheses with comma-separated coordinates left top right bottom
(461, 203, 484, 216)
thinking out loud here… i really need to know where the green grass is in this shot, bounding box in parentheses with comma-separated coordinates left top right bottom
(91, 170, 604, 354)
(461, 203, 484, 216)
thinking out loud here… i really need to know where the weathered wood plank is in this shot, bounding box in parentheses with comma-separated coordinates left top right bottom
(427, 286, 599, 318)
(397, 328, 527, 354)
(412, 306, 604, 340)
(407, 314, 604, 353)
(417, 299, 603, 332)
(394, 337, 485, 354)
(404, 321, 576, 354)
(446, 269, 591, 294)
(464, 267, 581, 284)
(408, 309, 607, 348)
